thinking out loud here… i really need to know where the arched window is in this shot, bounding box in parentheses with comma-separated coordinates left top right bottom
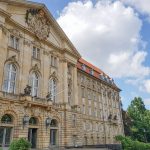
(3, 64, 17, 93)
(50, 119, 58, 127)
(29, 117, 37, 125)
(31, 72, 39, 97)
(1, 114, 13, 124)
(49, 78, 57, 102)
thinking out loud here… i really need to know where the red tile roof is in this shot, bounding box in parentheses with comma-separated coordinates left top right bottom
(77, 58, 120, 90)
(77, 58, 110, 78)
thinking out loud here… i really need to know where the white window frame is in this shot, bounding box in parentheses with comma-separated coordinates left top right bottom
(3, 64, 17, 93)
(31, 72, 39, 97)
(51, 55, 57, 67)
(10, 35, 19, 50)
(49, 78, 57, 102)
(32, 46, 40, 59)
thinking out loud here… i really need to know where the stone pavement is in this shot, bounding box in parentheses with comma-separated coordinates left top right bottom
(68, 148, 108, 150)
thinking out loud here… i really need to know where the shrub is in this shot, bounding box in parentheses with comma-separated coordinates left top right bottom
(116, 135, 150, 150)
(9, 138, 31, 150)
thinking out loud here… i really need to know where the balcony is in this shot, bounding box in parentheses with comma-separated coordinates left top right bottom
(0, 91, 20, 101)
(0, 91, 62, 110)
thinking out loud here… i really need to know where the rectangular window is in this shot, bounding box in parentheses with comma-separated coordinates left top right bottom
(10, 35, 19, 50)
(32, 46, 40, 59)
(87, 89, 91, 99)
(81, 87, 85, 98)
(72, 114, 76, 127)
(51, 56, 57, 68)
(82, 105, 85, 114)
(83, 122, 86, 131)
(89, 106, 92, 115)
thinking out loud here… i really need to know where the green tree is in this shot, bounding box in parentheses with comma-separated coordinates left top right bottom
(116, 135, 150, 150)
(126, 97, 149, 142)
(9, 138, 31, 150)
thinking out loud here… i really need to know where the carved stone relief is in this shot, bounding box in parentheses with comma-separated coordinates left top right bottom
(9, 29, 23, 38)
(26, 9, 50, 40)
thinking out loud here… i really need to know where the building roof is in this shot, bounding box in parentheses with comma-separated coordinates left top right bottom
(77, 58, 120, 91)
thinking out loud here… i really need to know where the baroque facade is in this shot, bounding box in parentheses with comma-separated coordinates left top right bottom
(0, 0, 124, 149)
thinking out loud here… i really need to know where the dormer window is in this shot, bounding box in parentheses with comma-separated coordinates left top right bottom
(10, 35, 19, 50)
(32, 46, 40, 59)
(82, 64, 86, 71)
(90, 69, 94, 75)
(99, 74, 104, 80)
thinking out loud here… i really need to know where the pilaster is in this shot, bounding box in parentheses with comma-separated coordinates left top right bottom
(73, 67, 78, 106)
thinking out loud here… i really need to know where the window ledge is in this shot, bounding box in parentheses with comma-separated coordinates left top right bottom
(8, 46, 20, 53)
(32, 57, 41, 62)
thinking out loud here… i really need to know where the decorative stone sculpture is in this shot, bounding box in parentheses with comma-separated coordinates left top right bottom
(46, 92, 52, 101)
(24, 85, 31, 95)
(26, 9, 50, 40)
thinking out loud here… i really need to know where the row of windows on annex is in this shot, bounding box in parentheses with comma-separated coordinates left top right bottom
(83, 122, 105, 132)
(3, 63, 57, 101)
(9, 35, 58, 68)
(81, 104, 103, 118)
(80, 75, 119, 99)
(81, 99, 120, 120)
(81, 87, 119, 109)
(80, 76, 101, 91)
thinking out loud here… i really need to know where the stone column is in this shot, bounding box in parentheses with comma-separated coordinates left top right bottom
(63, 60, 68, 104)
(73, 66, 78, 106)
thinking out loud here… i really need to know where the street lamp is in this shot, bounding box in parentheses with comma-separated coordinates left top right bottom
(45, 117, 52, 128)
(23, 115, 30, 128)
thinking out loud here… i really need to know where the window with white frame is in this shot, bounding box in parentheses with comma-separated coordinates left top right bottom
(96, 123, 99, 132)
(87, 89, 91, 99)
(82, 105, 86, 114)
(81, 87, 85, 98)
(10, 35, 19, 50)
(89, 106, 92, 115)
(32, 46, 40, 59)
(51, 55, 57, 67)
(31, 72, 39, 97)
(81, 75, 84, 83)
(49, 78, 57, 102)
(81, 64, 86, 71)
(83, 121, 86, 131)
(3, 64, 17, 93)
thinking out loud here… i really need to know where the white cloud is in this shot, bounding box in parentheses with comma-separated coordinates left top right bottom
(143, 98, 150, 105)
(143, 80, 150, 93)
(122, 0, 150, 17)
(57, 0, 150, 78)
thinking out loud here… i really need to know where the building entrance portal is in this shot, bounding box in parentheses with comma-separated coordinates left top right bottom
(28, 128, 37, 148)
(0, 127, 12, 147)
(50, 129, 57, 146)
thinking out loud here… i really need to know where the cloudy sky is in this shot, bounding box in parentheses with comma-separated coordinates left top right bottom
(32, 0, 150, 109)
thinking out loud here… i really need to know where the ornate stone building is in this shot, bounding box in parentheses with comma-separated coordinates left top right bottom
(0, 0, 124, 149)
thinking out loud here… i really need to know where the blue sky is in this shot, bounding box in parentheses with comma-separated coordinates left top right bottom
(31, 0, 150, 110)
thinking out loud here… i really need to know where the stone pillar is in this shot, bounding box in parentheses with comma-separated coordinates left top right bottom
(73, 66, 78, 106)
(63, 60, 68, 104)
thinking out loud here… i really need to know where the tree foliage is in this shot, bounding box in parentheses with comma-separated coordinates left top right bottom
(9, 138, 31, 150)
(123, 97, 150, 142)
(116, 135, 150, 150)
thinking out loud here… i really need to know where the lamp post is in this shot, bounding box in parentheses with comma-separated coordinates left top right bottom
(45, 117, 52, 128)
(23, 115, 30, 128)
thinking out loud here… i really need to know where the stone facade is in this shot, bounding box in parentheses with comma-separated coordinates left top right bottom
(0, 0, 124, 149)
